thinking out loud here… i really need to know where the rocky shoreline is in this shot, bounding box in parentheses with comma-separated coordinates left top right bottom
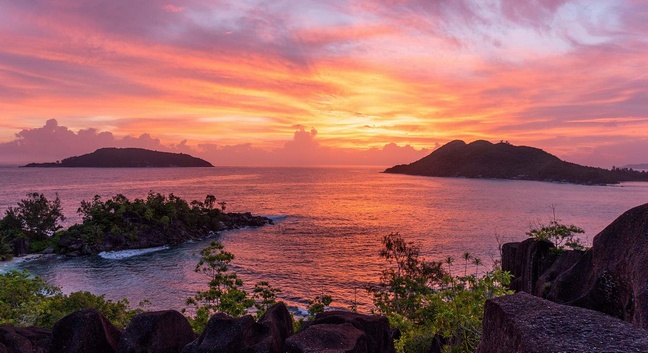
(55, 211, 272, 257)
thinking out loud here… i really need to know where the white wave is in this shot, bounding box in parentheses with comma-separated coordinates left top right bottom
(266, 214, 287, 222)
(98, 246, 169, 260)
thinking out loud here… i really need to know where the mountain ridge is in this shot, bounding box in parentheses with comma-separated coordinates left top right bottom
(385, 140, 648, 185)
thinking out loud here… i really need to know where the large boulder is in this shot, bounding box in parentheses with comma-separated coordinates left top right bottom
(533, 249, 584, 297)
(546, 203, 648, 328)
(0, 326, 51, 353)
(307, 311, 395, 353)
(117, 310, 195, 353)
(252, 302, 294, 353)
(50, 308, 122, 353)
(476, 292, 648, 353)
(284, 323, 368, 353)
(182, 313, 255, 353)
(501, 238, 556, 293)
(182, 303, 293, 353)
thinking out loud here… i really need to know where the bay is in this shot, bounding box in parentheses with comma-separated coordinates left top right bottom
(1, 166, 647, 313)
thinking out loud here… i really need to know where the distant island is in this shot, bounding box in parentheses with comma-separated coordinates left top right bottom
(625, 163, 648, 171)
(22, 148, 214, 168)
(385, 140, 648, 185)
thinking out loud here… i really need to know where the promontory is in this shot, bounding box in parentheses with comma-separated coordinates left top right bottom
(385, 140, 648, 185)
(22, 148, 213, 168)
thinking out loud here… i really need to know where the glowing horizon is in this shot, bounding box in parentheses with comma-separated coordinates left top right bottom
(1, 0, 647, 167)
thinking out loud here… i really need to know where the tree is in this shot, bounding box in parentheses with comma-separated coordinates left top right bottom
(368, 233, 446, 320)
(184, 241, 253, 331)
(527, 209, 586, 251)
(11, 193, 65, 241)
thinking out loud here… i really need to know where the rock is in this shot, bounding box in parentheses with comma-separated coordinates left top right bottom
(11, 237, 29, 257)
(50, 308, 122, 353)
(182, 303, 293, 353)
(546, 203, 648, 328)
(182, 314, 256, 353)
(116, 310, 195, 353)
(533, 249, 584, 297)
(42, 246, 55, 254)
(253, 302, 294, 353)
(308, 311, 395, 353)
(501, 238, 556, 293)
(284, 323, 368, 353)
(0, 326, 51, 353)
(0, 343, 6, 353)
(476, 292, 648, 353)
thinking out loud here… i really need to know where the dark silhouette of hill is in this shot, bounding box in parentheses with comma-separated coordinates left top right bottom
(385, 140, 648, 185)
(22, 148, 213, 168)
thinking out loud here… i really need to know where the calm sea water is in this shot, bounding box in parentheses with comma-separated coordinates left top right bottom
(1, 166, 647, 314)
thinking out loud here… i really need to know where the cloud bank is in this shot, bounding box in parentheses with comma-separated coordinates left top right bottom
(0, 120, 430, 166)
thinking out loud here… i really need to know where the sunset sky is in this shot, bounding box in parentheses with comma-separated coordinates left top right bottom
(1, 0, 647, 167)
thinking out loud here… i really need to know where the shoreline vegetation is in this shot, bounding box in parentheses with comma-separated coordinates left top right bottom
(0, 192, 272, 260)
(385, 140, 648, 185)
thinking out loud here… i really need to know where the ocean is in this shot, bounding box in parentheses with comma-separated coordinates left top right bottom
(1, 166, 647, 314)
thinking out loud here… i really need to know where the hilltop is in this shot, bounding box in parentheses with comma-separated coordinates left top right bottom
(22, 148, 213, 168)
(385, 140, 648, 185)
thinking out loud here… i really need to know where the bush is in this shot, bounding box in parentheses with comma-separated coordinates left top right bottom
(368, 234, 513, 353)
(183, 241, 281, 332)
(0, 270, 143, 328)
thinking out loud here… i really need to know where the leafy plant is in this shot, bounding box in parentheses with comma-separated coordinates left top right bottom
(0, 270, 141, 328)
(527, 207, 586, 253)
(369, 234, 513, 353)
(183, 241, 282, 332)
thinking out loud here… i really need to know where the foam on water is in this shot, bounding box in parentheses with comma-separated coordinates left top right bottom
(98, 246, 169, 260)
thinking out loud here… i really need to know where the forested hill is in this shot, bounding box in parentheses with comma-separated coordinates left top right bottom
(384, 140, 648, 185)
(22, 148, 214, 168)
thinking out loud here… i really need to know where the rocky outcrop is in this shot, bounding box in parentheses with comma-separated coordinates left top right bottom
(0, 326, 51, 353)
(500, 203, 648, 330)
(182, 302, 294, 353)
(546, 203, 648, 328)
(533, 249, 584, 297)
(50, 309, 122, 353)
(501, 238, 556, 293)
(476, 292, 648, 353)
(285, 323, 368, 353)
(58, 212, 273, 256)
(305, 311, 396, 353)
(116, 310, 195, 353)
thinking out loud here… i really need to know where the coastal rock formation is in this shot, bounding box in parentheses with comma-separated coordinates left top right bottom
(501, 238, 556, 294)
(385, 139, 648, 185)
(116, 310, 195, 353)
(0, 326, 51, 353)
(306, 311, 396, 353)
(502, 203, 648, 330)
(476, 292, 648, 353)
(533, 249, 584, 297)
(284, 323, 368, 353)
(182, 302, 293, 353)
(22, 148, 214, 168)
(50, 309, 121, 353)
(546, 203, 648, 328)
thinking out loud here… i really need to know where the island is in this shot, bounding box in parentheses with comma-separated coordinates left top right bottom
(21, 147, 213, 168)
(384, 140, 648, 185)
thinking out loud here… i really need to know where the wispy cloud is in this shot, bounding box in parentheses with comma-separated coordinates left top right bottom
(0, 0, 647, 167)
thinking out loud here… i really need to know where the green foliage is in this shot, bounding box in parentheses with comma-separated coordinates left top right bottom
(63, 192, 224, 247)
(0, 193, 64, 258)
(0, 270, 58, 327)
(369, 234, 513, 353)
(13, 193, 65, 241)
(307, 294, 333, 317)
(368, 233, 446, 321)
(0, 270, 140, 328)
(252, 281, 281, 318)
(527, 220, 586, 251)
(184, 241, 282, 332)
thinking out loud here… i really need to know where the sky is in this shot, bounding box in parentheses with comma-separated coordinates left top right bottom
(0, 0, 646, 167)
